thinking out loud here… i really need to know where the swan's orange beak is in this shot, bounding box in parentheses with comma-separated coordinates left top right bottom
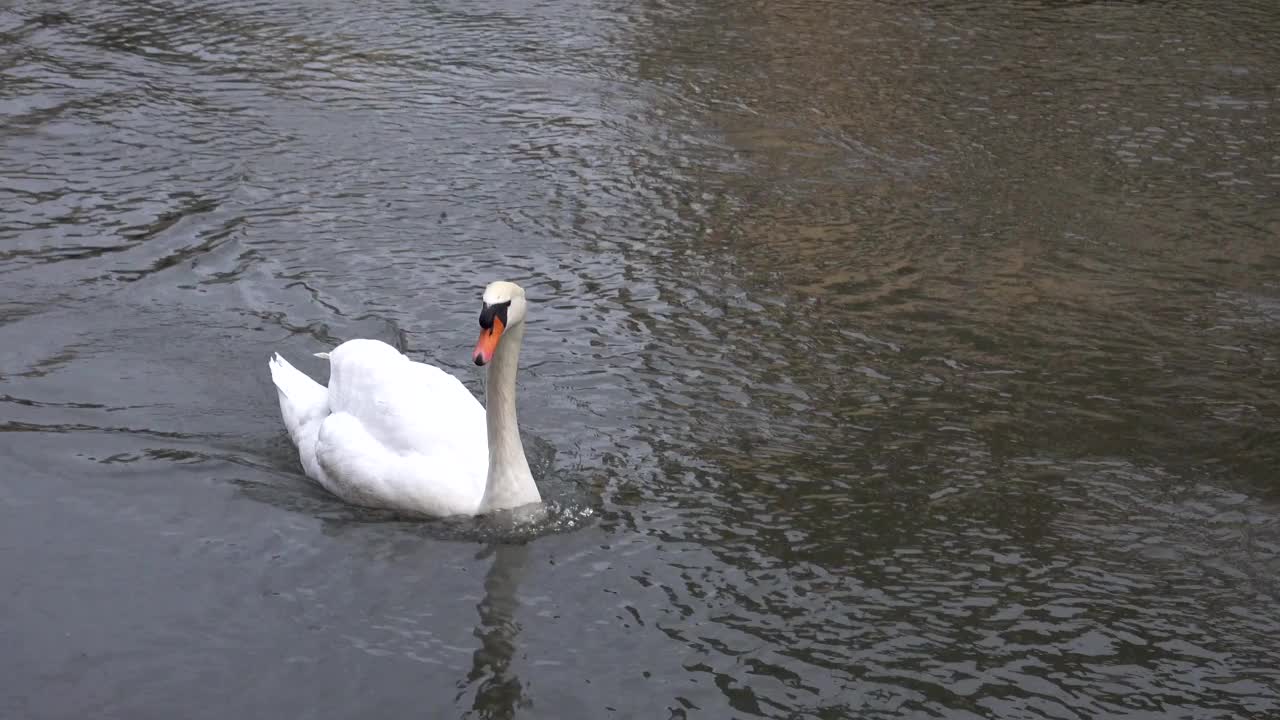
(473, 317, 504, 366)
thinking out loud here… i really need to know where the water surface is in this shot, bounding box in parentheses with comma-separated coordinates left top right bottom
(2, 0, 1279, 717)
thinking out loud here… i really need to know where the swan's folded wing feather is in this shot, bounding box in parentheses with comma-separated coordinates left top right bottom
(324, 339, 486, 458)
(272, 338, 489, 516)
(315, 411, 486, 516)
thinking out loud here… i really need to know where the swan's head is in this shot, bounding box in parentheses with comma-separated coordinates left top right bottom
(473, 281, 528, 366)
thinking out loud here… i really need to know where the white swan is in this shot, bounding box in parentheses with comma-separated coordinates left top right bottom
(268, 280, 542, 517)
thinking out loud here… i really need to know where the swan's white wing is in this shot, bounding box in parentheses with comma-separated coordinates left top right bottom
(291, 338, 488, 515)
(324, 339, 485, 456)
(315, 411, 487, 516)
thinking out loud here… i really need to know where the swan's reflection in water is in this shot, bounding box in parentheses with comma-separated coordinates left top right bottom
(458, 543, 531, 719)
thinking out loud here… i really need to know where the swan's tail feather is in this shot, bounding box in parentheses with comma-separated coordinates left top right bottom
(268, 352, 329, 446)
(314, 352, 330, 360)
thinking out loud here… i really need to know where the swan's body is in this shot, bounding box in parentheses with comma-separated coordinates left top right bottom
(268, 281, 541, 517)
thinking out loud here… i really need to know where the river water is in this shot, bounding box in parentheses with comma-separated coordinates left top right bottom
(2, 0, 1279, 717)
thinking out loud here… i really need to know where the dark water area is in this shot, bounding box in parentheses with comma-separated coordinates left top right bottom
(3, 0, 1279, 717)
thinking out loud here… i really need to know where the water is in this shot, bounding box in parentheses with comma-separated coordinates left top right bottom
(3, 0, 1279, 717)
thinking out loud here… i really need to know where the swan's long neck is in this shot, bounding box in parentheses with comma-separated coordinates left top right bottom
(479, 323, 541, 512)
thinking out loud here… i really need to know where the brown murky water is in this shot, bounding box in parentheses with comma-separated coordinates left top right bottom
(2, 0, 1278, 717)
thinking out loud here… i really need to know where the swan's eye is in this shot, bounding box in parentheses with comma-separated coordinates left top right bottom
(479, 301, 510, 330)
